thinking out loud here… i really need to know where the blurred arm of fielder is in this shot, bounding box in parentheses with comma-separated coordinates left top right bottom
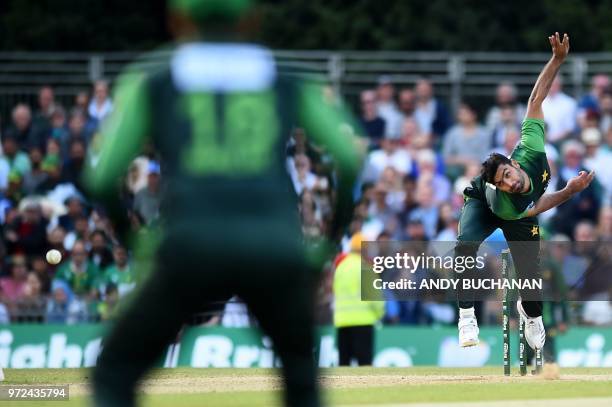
(83, 69, 150, 241)
(523, 33, 595, 217)
(299, 83, 364, 242)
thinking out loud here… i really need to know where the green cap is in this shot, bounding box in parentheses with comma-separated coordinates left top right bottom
(168, 0, 252, 23)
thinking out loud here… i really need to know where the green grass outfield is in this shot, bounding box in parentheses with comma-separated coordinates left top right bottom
(2, 367, 612, 406)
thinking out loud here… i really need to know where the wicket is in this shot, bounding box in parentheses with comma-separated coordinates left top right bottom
(501, 249, 543, 376)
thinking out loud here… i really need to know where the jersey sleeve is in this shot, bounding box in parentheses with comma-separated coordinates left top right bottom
(484, 183, 530, 220)
(520, 118, 546, 153)
(83, 70, 150, 197)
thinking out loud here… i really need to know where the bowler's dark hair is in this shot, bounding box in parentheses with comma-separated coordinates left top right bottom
(481, 153, 512, 184)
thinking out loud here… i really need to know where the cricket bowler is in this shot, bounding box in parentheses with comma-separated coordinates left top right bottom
(85, 1, 362, 406)
(455, 33, 595, 352)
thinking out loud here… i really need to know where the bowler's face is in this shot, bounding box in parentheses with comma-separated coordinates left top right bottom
(493, 163, 524, 194)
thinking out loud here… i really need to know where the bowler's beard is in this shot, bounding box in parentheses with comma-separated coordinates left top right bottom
(517, 171, 526, 193)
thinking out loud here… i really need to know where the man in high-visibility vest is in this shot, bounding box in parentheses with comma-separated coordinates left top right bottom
(333, 233, 384, 366)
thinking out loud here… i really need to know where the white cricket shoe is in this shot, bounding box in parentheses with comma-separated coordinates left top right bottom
(458, 312, 480, 347)
(517, 300, 546, 351)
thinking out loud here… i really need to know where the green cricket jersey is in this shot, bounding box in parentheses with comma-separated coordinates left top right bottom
(84, 43, 362, 255)
(466, 118, 551, 220)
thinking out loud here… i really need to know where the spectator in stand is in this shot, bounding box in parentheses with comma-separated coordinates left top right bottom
(49, 106, 69, 145)
(1, 134, 31, 176)
(88, 80, 113, 124)
(399, 88, 416, 119)
(376, 76, 403, 139)
(47, 227, 67, 255)
(61, 139, 87, 190)
(490, 105, 521, 148)
(0, 255, 29, 311)
(413, 78, 452, 140)
(286, 128, 322, 168)
(435, 203, 459, 241)
(598, 206, 612, 241)
(75, 92, 99, 136)
(58, 196, 86, 233)
(5, 104, 35, 150)
(582, 128, 612, 205)
(577, 74, 610, 123)
(551, 140, 601, 236)
(101, 245, 134, 298)
(37, 153, 62, 194)
(66, 109, 93, 149)
(485, 82, 526, 133)
(400, 117, 430, 152)
(45, 279, 73, 323)
(362, 138, 412, 182)
(32, 86, 55, 130)
(600, 90, 612, 134)
(359, 90, 386, 146)
(30, 254, 51, 294)
(442, 103, 491, 177)
(3, 202, 48, 257)
(54, 239, 100, 296)
(15, 271, 46, 322)
(21, 146, 47, 195)
(414, 149, 450, 205)
(542, 75, 577, 144)
(133, 161, 162, 225)
(491, 126, 520, 157)
(64, 215, 91, 251)
(89, 230, 114, 270)
(407, 181, 439, 239)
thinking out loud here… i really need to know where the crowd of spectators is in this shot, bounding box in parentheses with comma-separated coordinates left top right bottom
(1, 72, 611, 327)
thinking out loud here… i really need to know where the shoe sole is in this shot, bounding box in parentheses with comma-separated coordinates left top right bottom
(460, 339, 479, 347)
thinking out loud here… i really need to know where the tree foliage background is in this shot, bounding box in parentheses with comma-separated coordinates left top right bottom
(2, 0, 612, 51)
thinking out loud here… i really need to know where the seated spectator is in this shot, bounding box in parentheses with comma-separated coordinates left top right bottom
(600, 90, 612, 134)
(4, 104, 35, 150)
(442, 103, 491, 177)
(49, 106, 69, 145)
(21, 146, 48, 195)
(37, 153, 62, 194)
(286, 127, 322, 167)
(289, 154, 327, 195)
(598, 206, 612, 241)
(414, 78, 452, 140)
(0, 134, 31, 175)
(88, 80, 113, 123)
(376, 167, 405, 213)
(30, 255, 51, 294)
(435, 203, 460, 241)
(133, 161, 162, 225)
(66, 108, 94, 148)
(485, 82, 526, 133)
(90, 230, 114, 270)
(101, 245, 134, 298)
(4, 202, 48, 256)
(47, 226, 67, 255)
(490, 126, 520, 157)
(490, 105, 522, 148)
(63, 216, 91, 251)
(0, 151, 9, 193)
(300, 190, 324, 240)
(376, 76, 403, 139)
(126, 156, 151, 194)
(542, 75, 577, 143)
(406, 181, 439, 239)
(53, 240, 100, 296)
(414, 149, 450, 205)
(551, 141, 601, 236)
(14, 272, 46, 322)
(61, 139, 87, 190)
(578, 74, 610, 123)
(452, 162, 481, 209)
(582, 128, 612, 203)
(58, 195, 86, 232)
(0, 255, 29, 308)
(362, 138, 412, 182)
(46, 280, 74, 323)
(32, 86, 55, 132)
(401, 117, 431, 152)
(97, 284, 120, 321)
(398, 88, 416, 120)
(359, 90, 386, 145)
